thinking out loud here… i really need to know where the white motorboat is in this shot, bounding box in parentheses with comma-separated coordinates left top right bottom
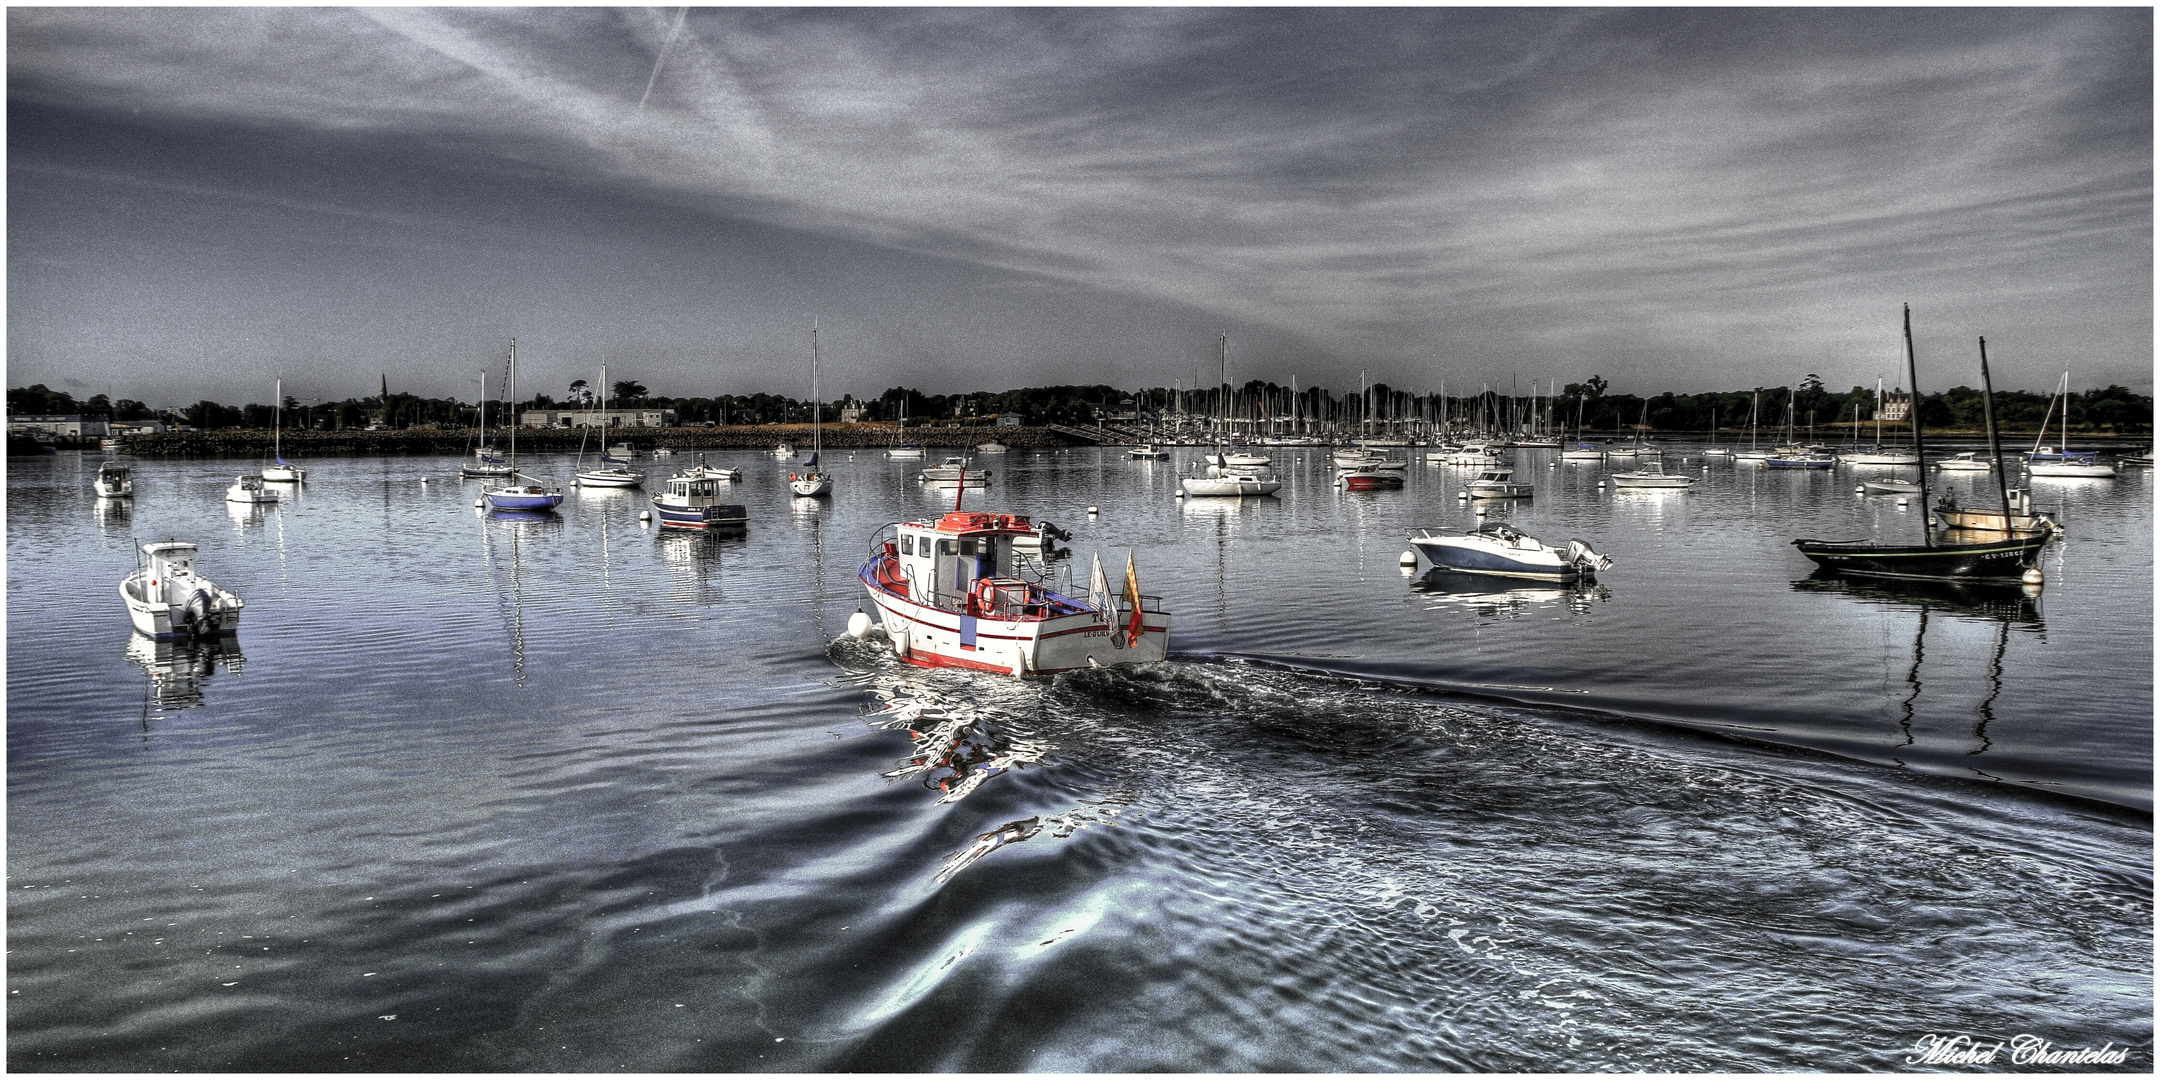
(1336, 464, 1405, 491)
(789, 326, 834, 498)
(1213, 449, 1272, 468)
(121, 540, 244, 639)
(1435, 446, 1502, 466)
(1861, 478, 1923, 496)
(1182, 466, 1280, 497)
(94, 461, 133, 498)
(1559, 443, 1606, 463)
(975, 441, 1009, 455)
(1840, 448, 1919, 466)
(858, 512, 1169, 677)
(1609, 468, 1696, 489)
(652, 446, 674, 457)
(675, 454, 741, 482)
(773, 443, 797, 461)
(1129, 444, 1169, 459)
(225, 475, 279, 505)
(1408, 522, 1609, 581)
(919, 456, 988, 484)
(652, 473, 748, 528)
(1465, 468, 1533, 499)
(1933, 452, 1993, 472)
(606, 442, 638, 461)
(888, 444, 927, 461)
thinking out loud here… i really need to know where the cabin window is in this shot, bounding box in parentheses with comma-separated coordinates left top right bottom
(900, 535, 913, 555)
(938, 539, 957, 556)
(959, 539, 977, 556)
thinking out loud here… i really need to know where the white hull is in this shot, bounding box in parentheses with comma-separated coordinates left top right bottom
(1839, 452, 1918, 466)
(1409, 526, 1607, 581)
(1609, 472, 1695, 488)
(225, 478, 279, 504)
(261, 464, 306, 483)
(1182, 474, 1280, 496)
(791, 473, 834, 496)
(2027, 462, 2116, 478)
(887, 448, 926, 460)
(864, 580, 1167, 676)
(575, 468, 644, 488)
(121, 545, 244, 639)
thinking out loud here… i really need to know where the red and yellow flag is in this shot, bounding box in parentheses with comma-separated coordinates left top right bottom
(1122, 550, 1145, 646)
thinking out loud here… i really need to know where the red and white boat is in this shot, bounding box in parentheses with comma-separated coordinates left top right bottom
(858, 511, 1170, 677)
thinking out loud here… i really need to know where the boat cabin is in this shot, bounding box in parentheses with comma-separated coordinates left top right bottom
(1471, 469, 1514, 484)
(887, 511, 1072, 615)
(141, 541, 197, 590)
(663, 476, 719, 503)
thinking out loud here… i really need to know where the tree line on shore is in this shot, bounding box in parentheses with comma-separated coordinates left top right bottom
(10, 374, 2150, 434)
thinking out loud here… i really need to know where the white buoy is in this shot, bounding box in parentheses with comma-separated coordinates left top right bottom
(1175, 490, 1186, 498)
(474, 498, 485, 507)
(1473, 506, 1487, 517)
(1087, 505, 1099, 515)
(1855, 485, 1865, 493)
(1596, 480, 1606, 488)
(846, 609, 873, 639)
(639, 510, 651, 522)
(1457, 490, 1468, 500)
(419, 477, 427, 485)
(1896, 497, 1909, 506)
(2022, 567, 2045, 585)
(1399, 550, 1417, 567)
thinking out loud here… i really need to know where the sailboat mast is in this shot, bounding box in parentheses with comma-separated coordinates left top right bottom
(811, 325, 822, 460)
(1978, 337, 2015, 531)
(1901, 305, 1932, 548)
(507, 339, 518, 474)
(273, 378, 282, 461)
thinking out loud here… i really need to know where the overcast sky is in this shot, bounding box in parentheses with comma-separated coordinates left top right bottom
(8, 6, 2151, 408)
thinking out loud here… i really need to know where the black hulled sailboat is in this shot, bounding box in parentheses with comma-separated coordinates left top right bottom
(1792, 306, 2046, 581)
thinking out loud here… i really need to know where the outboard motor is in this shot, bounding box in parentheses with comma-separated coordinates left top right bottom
(181, 588, 216, 636)
(1565, 540, 1612, 576)
(1036, 522, 1073, 561)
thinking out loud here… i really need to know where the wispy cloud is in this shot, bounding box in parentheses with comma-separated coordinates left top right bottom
(7, 8, 2149, 401)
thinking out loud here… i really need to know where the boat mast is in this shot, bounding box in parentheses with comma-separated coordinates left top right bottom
(1901, 304, 1932, 547)
(1749, 390, 1758, 451)
(810, 324, 822, 467)
(507, 339, 518, 477)
(273, 378, 282, 462)
(2030, 370, 2065, 456)
(1977, 337, 2015, 531)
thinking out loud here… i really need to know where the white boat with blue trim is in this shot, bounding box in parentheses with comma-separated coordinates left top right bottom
(1408, 522, 1609, 581)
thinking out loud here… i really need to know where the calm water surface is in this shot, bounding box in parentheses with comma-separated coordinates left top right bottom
(8, 446, 2151, 1070)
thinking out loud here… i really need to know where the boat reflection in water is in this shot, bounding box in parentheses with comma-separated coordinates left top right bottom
(1411, 567, 1610, 617)
(126, 633, 245, 713)
(1791, 570, 2043, 630)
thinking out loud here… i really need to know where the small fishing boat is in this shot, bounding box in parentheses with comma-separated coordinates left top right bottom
(1608, 468, 1696, 489)
(260, 378, 306, 483)
(652, 446, 674, 458)
(121, 540, 244, 639)
(974, 441, 1009, 455)
(1933, 452, 1993, 472)
(1337, 465, 1405, 490)
(1465, 468, 1533, 499)
(1861, 478, 1923, 496)
(789, 326, 834, 497)
(1793, 312, 2044, 581)
(1435, 445, 1503, 466)
(1933, 487, 2059, 535)
(651, 473, 747, 529)
(1407, 522, 1610, 581)
(94, 461, 133, 499)
(1128, 443, 1169, 460)
(225, 475, 279, 505)
(483, 339, 565, 512)
(773, 443, 797, 461)
(606, 441, 638, 461)
(99, 436, 124, 452)
(857, 512, 1169, 676)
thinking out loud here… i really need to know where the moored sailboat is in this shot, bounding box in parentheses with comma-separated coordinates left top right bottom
(482, 339, 565, 512)
(1794, 311, 2044, 580)
(790, 325, 834, 497)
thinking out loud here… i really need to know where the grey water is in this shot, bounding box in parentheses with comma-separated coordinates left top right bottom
(8, 445, 2150, 1071)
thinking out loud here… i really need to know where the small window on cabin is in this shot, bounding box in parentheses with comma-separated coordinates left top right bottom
(960, 540, 978, 556)
(938, 539, 958, 556)
(900, 535, 913, 555)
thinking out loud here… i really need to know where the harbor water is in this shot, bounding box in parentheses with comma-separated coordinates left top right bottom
(7, 445, 2151, 1070)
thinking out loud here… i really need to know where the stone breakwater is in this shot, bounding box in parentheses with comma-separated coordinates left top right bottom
(114, 424, 1085, 457)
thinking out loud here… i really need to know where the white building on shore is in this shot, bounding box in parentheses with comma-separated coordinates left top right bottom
(521, 408, 676, 429)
